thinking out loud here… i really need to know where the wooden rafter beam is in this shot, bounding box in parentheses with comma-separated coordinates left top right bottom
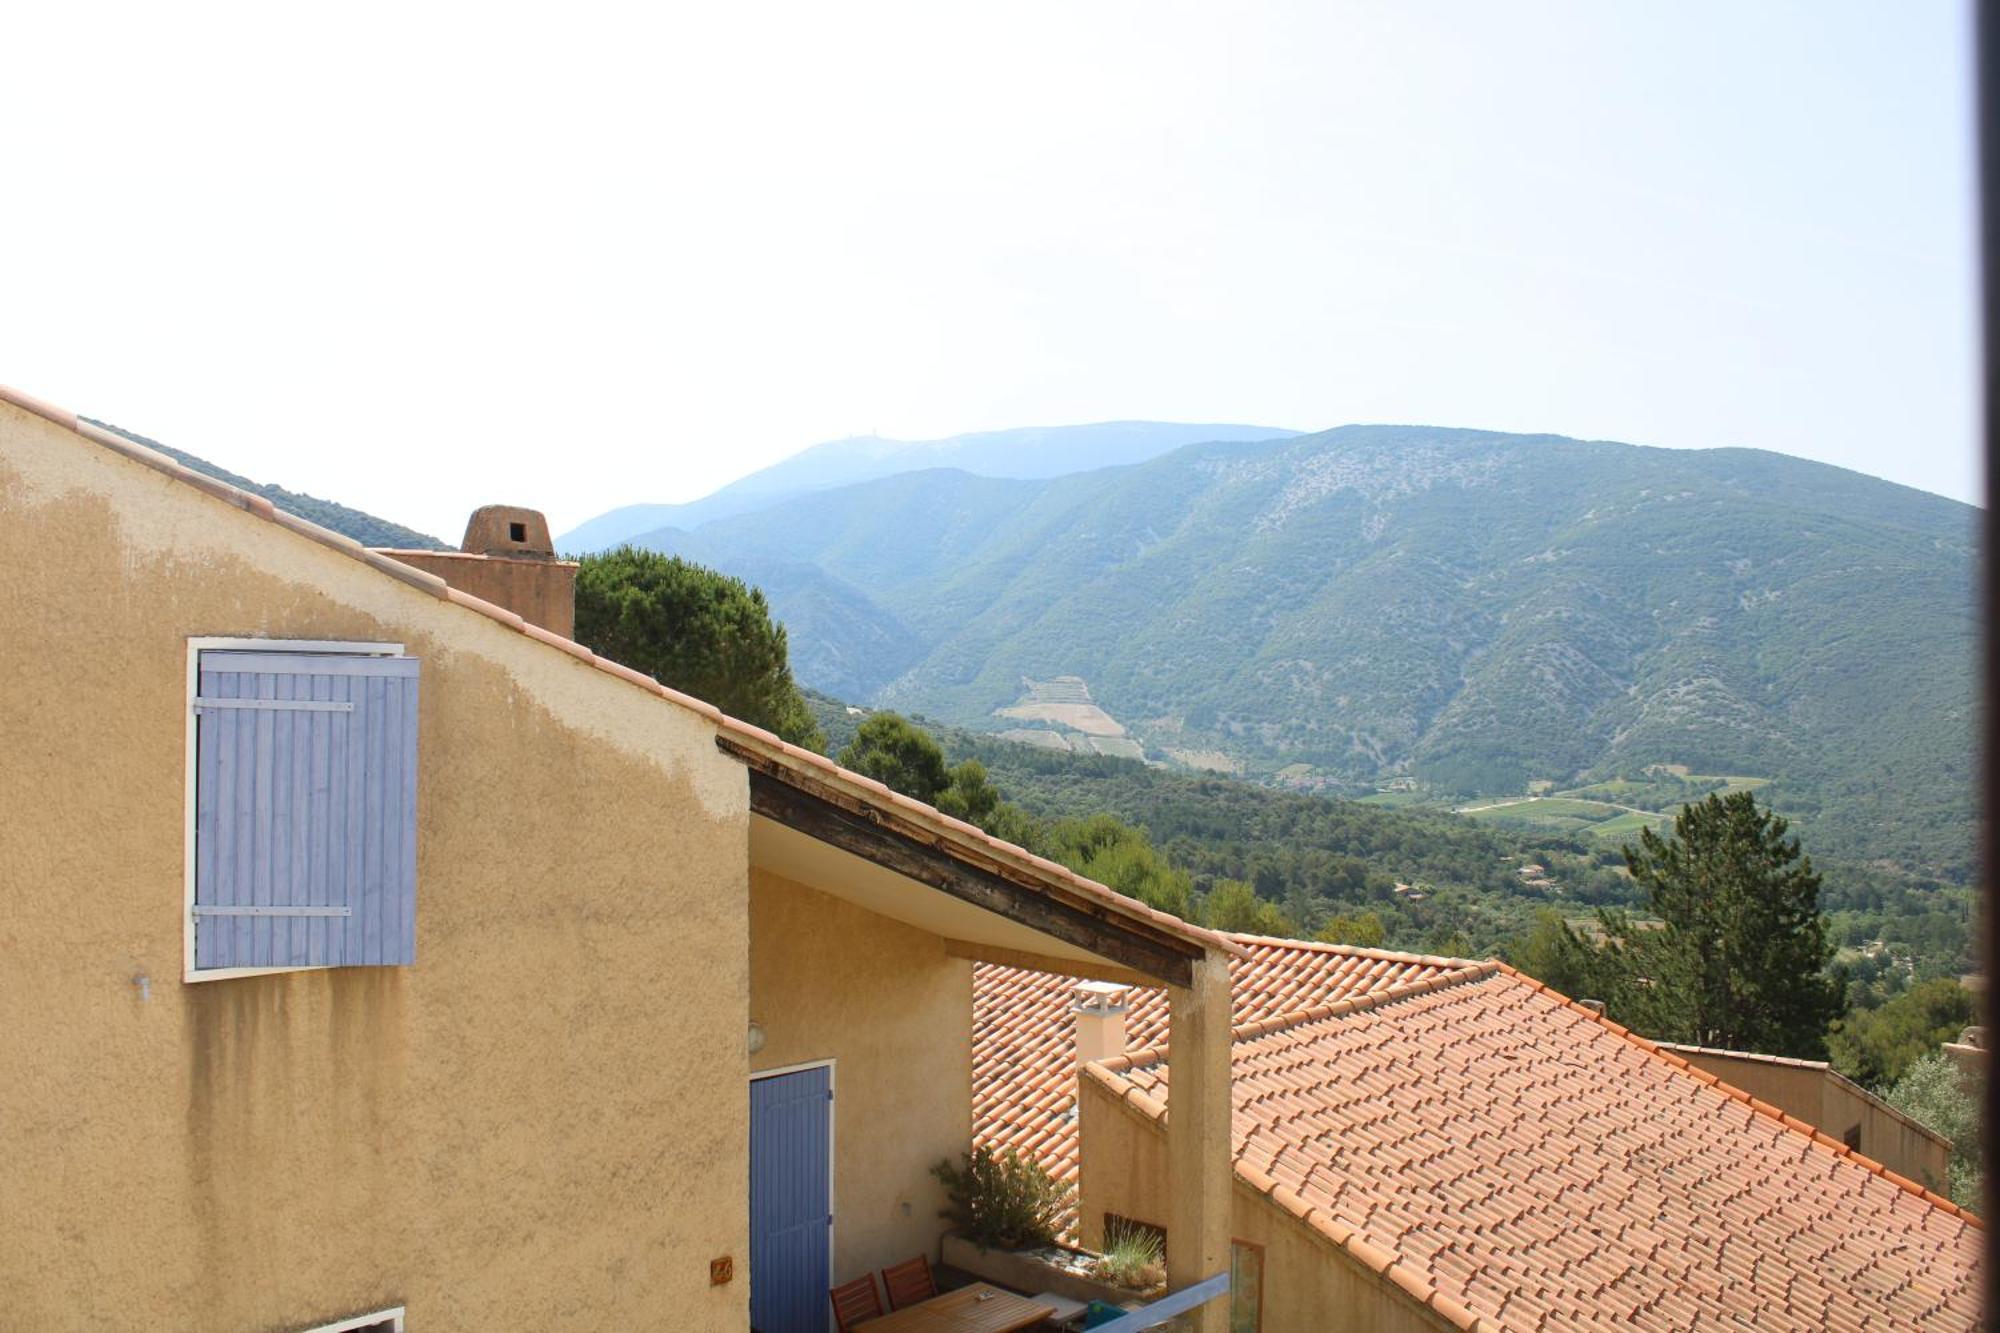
(737, 761, 1197, 986)
(943, 939, 1155, 989)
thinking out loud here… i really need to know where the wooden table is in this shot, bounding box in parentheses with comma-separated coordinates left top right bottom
(855, 1281, 1059, 1332)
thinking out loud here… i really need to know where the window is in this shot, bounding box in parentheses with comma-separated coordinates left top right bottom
(1100, 1215, 1261, 1332)
(300, 1310, 404, 1333)
(186, 640, 420, 978)
(1230, 1239, 1264, 1332)
(1843, 1124, 1863, 1151)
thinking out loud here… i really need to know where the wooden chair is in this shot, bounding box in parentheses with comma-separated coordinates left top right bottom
(830, 1274, 885, 1332)
(880, 1254, 938, 1311)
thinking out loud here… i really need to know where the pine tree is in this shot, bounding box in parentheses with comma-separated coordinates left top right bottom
(838, 713, 951, 802)
(1606, 792, 1843, 1057)
(572, 547, 824, 750)
(838, 714, 1008, 833)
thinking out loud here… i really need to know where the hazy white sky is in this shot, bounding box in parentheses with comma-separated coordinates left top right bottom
(3, 1, 1977, 540)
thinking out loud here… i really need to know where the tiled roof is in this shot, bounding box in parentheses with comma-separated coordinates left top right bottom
(1087, 963, 1982, 1332)
(971, 935, 1464, 1200)
(0, 383, 1228, 961)
(1653, 1041, 1956, 1155)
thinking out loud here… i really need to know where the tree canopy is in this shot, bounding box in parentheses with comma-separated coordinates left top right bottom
(1204, 879, 1296, 936)
(837, 712, 1004, 827)
(1040, 813, 1194, 920)
(1827, 977, 1977, 1088)
(573, 547, 823, 749)
(1316, 909, 1387, 949)
(832, 713, 1196, 919)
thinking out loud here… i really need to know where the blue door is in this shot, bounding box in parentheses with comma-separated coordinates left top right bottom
(750, 1065, 833, 1333)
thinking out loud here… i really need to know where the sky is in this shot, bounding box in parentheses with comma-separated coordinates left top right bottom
(2, 1, 1978, 540)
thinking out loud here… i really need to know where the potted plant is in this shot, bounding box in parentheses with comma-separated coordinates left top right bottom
(932, 1147, 1163, 1307)
(1085, 1219, 1166, 1297)
(932, 1145, 1071, 1252)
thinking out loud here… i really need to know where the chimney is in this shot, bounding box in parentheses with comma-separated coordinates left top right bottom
(373, 506, 579, 638)
(1073, 979, 1132, 1065)
(1944, 1025, 1988, 1080)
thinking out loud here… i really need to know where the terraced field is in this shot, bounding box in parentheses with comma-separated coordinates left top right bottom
(1457, 797, 1661, 841)
(1453, 772, 1773, 847)
(995, 675, 1128, 736)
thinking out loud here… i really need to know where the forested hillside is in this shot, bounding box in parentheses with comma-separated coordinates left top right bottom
(805, 693, 1974, 981)
(85, 419, 450, 550)
(659, 426, 1977, 879)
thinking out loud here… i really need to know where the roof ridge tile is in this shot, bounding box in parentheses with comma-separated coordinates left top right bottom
(0, 384, 79, 430)
(1219, 931, 1478, 969)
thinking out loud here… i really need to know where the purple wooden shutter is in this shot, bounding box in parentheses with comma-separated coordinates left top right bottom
(194, 650, 420, 969)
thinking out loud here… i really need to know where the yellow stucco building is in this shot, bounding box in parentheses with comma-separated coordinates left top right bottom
(0, 387, 1241, 1331)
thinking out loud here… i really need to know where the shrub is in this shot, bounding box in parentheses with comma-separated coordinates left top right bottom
(1884, 1051, 1984, 1212)
(932, 1145, 1073, 1250)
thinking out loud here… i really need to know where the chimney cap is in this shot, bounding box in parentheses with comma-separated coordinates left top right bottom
(462, 505, 555, 559)
(1073, 979, 1132, 1013)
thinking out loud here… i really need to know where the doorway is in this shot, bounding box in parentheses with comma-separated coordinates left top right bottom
(749, 1062, 834, 1333)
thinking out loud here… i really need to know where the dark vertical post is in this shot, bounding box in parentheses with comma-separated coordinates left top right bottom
(1978, 0, 1999, 1307)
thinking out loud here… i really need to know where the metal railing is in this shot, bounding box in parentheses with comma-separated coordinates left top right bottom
(1086, 1271, 1230, 1332)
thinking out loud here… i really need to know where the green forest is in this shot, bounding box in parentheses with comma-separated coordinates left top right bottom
(648, 426, 1977, 884)
(808, 693, 1976, 1082)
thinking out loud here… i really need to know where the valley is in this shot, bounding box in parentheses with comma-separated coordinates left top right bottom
(600, 424, 1976, 883)
(804, 691, 1975, 987)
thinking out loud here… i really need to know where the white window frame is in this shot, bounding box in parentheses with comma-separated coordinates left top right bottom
(183, 637, 406, 982)
(299, 1309, 405, 1333)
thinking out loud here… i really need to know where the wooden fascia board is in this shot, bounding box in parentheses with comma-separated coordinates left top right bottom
(740, 763, 1197, 986)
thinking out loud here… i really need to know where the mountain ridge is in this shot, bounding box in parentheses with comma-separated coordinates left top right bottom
(83, 418, 450, 550)
(637, 424, 1976, 877)
(556, 419, 1299, 551)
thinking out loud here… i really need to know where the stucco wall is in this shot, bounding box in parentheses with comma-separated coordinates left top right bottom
(749, 868, 972, 1286)
(1078, 1078, 1458, 1333)
(1668, 1048, 1952, 1190)
(0, 399, 752, 1330)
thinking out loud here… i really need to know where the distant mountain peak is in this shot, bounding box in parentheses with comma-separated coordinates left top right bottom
(555, 419, 1298, 552)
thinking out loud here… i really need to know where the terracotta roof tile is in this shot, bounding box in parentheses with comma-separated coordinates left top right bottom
(972, 935, 1461, 1232)
(1082, 966, 1981, 1331)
